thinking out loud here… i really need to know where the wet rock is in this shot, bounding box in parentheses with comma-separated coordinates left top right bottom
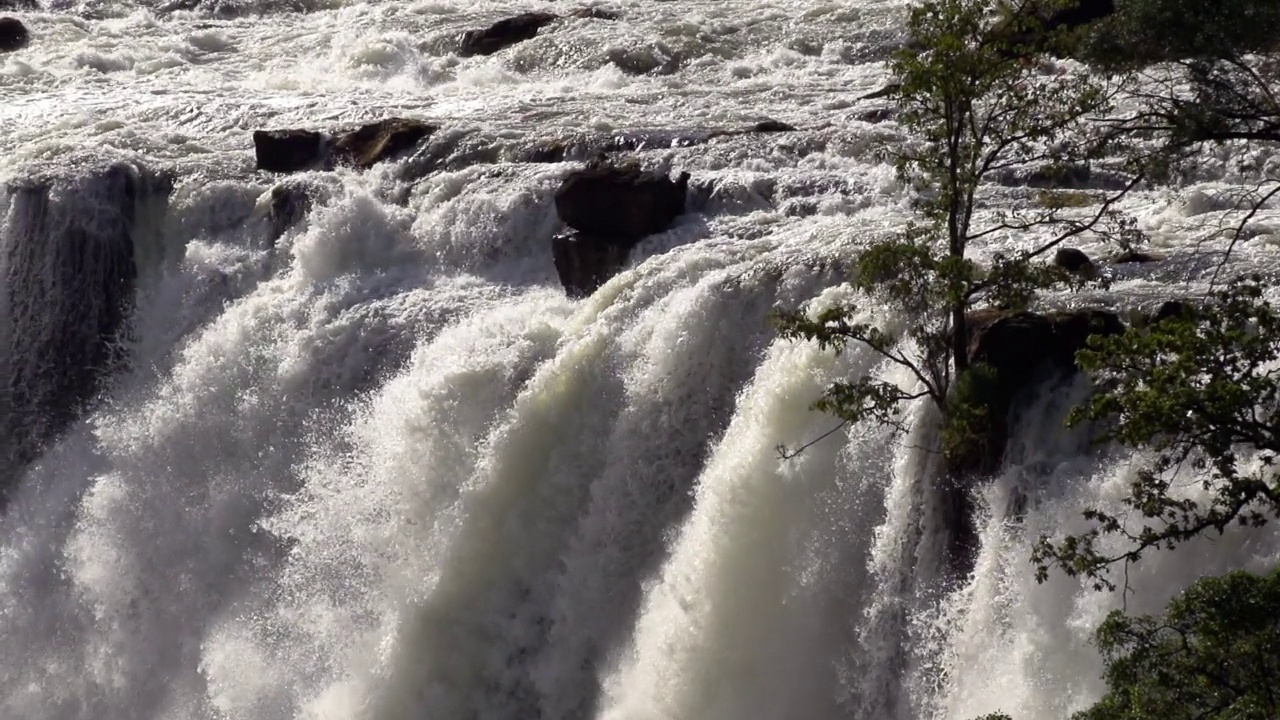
(551, 231, 631, 298)
(0, 17, 29, 52)
(458, 11, 558, 56)
(253, 129, 326, 173)
(1053, 246, 1095, 275)
(1, 163, 173, 498)
(567, 7, 618, 20)
(941, 306, 1124, 576)
(854, 107, 897, 124)
(332, 118, 437, 169)
(1112, 249, 1162, 264)
(267, 182, 312, 241)
(0, 0, 38, 10)
(555, 163, 688, 241)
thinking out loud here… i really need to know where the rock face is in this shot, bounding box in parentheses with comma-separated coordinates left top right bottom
(551, 164, 689, 296)
(332, 118, 437, 169)
(941, 307, 1124, 576)
(458, 12, 558, 57)
(253, 129, 325, 173)
(551, 232, 631, 299)
(1, 164, 173, 498)
(0, 17, 29, 52)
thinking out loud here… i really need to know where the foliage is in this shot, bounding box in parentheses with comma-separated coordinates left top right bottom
(1033, 278, 1280, 589)
(776, 0, 1135, 456)
(1074, 568, 1280, 720)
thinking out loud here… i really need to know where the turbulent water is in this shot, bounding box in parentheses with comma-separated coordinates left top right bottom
(3, 1, 1280, 719)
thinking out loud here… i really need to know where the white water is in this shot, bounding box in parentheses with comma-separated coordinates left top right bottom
(3, 0, 1280, 719)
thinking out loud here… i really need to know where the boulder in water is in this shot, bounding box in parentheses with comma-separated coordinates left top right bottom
(458, 12, 558, 56)
(0, 17, 29, 52)
(1053, 246, 1095, 275)
(332, 118, 437, 169)
(1112, 249, 1162, 264)
(555, 163, 688, 241)
(253, 129, 326, 173)
(267, 182, 313, 241)
(551, 231, 631, 298)
(0, 0, 38, 10)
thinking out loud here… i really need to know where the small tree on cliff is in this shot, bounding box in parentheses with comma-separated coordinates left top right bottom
(776, 0, 1138, 457)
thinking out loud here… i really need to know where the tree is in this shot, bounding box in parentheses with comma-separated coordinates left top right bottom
(775, 0, 1138, 460)
(1033, 279, 1280, 589)
(1075, 568, 1280, 720)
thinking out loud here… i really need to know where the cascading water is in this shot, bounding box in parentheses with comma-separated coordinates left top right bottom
(3, 0, 1280, 719)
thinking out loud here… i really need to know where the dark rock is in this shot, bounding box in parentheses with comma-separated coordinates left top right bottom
(1, 164, 172, 497)
(940, 306, 1124, 576)
(993, 0, 1116, 57)
(1025, 163, 1094, 190)
(1042, 0, 1116, 33)
(551, 231, 631, 298)
(267, 182, 312, 241)
(0, 16, 29, 52)
(750, 119, 796, 133)
(854, 107, 897, 124)
(253, 129, 326, 173)
(555, 164, 688, 242)
(458, 12, 558, 57)
(0, 0, 39, 11)
(1053, 247, 1095, 275)
(332, 118, 437, 169)
(1151, 300, 1196, 325)
(1112, 249, 1162, 264)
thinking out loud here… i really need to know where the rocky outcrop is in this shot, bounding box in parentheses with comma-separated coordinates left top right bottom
(941, 307, 1124, 576)
(253, 129, 325, 173)
(0, 17, 29, 52)
(551, 163, 689, 296)
(458, 9, 617, 57)
(1, 163, 173, 499)
(332, 118, 437, 169)
(253, 119, 436, 173)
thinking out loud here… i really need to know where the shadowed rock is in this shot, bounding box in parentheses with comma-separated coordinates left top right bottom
(253, 129, 325, 173)
(941, 307, 1125, 576)
(332, 118, 437, 169)
(1, 163, 173, 497)
(1053, 247, 1095, 275)
(458, 12, 558, 56)
(0, 0, 38, 11)
(551, 163, 689, 296)
(0, 17, 29, 51)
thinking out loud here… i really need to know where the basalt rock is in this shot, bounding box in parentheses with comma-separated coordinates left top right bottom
(458, 12, 559, 57)
(0, 16, 29, 52)
(253, 129, 326, 173)
(941, 307, 1124, 576)
(1, 163, 173, 499)
(551, 163, 689, 296)
(332, 118, 437, 169)
(555, 164, 688, 241)
(551, 231, 631, 298)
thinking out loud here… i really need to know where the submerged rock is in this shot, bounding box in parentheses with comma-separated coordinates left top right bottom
(253, 129, 325, 173)
(0, 17, 29, 52)
(266, 182, 313, 241)
(1111, 249, 1162, 264)
(332, 118, 437, 169)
